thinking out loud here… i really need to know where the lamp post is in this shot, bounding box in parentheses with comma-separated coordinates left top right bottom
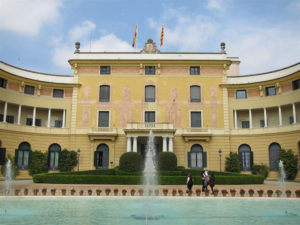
(218, 149, 222, 174)
(77, 149, 81, 171)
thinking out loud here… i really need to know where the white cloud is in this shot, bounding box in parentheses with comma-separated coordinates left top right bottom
(52, 21, 134, 70)
(0, 0, 62, 36)
(206, 0, 231, 11)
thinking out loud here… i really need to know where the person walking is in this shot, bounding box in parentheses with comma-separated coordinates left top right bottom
(187, 173, 194, 192)
(202, 170, 209, 192)
(209, 174, 215, 194)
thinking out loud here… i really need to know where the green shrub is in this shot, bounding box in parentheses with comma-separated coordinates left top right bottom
(279, 149, 298, 180)
(0, 154, 19, 179)
(225, 152, 241, 173)
(251, 164, 269, 179)
(58, 149, 78, 172)
(119, 152, 143, 172)
(158, 152, 177, 171)
(28, 151, 48, 175)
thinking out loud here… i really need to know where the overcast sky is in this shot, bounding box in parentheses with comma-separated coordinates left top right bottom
(0, 0, 299, 75)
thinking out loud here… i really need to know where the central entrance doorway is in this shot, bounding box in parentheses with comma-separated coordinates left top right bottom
(138, 136, 162, 161)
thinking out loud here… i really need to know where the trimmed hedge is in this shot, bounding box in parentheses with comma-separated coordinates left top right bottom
(119, 152, 143, 172)
(33, 173, 264, 185)
(158, 152, 177, 171)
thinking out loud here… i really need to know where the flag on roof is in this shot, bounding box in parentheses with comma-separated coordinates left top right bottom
(132, 25, 138, 47)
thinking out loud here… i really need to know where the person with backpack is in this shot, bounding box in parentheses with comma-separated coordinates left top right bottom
(187, 173, 194, 191)
(209, 174, 215, 194)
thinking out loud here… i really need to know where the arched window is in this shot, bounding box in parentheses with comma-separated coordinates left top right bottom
(269, 143, 281, 171)
(48, 144, 61, 170)
(238, 144, 253, 171)
(188, 144, 207, 168)
(16, 142, 32, 170)
(190, 85, 201, 102)
(145, 85, 155, 102)
(99, 85, 110, 102)
(94, 144, 109, 169)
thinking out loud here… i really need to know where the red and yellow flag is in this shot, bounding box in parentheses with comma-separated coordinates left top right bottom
(160, 24, 164, 46)
(132, 25, 138, 47)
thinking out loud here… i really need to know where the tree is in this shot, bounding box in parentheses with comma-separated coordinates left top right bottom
(58, 149, 78, 172)
(278, 149, 298, 180)
(29, 151, 48, 175)
(225, 152, 241, 173)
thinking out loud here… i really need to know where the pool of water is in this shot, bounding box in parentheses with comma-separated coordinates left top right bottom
(0, 197, 299, 225)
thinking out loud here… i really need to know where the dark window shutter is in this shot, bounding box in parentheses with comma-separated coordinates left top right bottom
(0, 148, 6, 165)
(94, 151, 98, 168)
(28, 150, 32, 168)
(103, 149, 109, 168)
(238, 151, 243, 170)
(203, 152, 207, 168)
(250, 151, 254, 170)
(188, 152, 191, 168)
(15, 149, 19, 165)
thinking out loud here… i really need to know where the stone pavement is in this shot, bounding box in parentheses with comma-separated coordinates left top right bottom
(1, 180, 300, 198)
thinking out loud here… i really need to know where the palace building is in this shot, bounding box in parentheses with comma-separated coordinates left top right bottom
(0, 39, 299, 179)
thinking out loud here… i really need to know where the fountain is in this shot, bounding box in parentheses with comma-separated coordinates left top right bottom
(279, 160, 286, 197)
(4, 159, 13, 196)
(131, 130, 163, 223)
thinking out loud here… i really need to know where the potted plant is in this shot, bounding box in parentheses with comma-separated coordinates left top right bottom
(61, 188, 66, 196)
(51, 189, 56, 196)
(204, 189, 210, 197)
(96, 189, 102, 196)
(221, 189, 228, 197)
(257, 189, 264, 197)
(195, 189, 201, 197)
(154, 189, 159, 196)
(230, 189, 236, 197)
(33, 189, 39, 196)
(122, 189, 127, 196)
(172, 189, 177, 196)
(148, 190, 153, 196)
(42, 188, 47, 196)
(178, 189, 183, 196)
(79, 190, 84, 196)
(240, 189, 245, 197)
(105, 188, 111, 196)
(88, 189, 93, 196)
(131, 189, 136, 196)
(295, 190, 300, 198)
(71, 189, 76, 196)
(186, 190, 192, 196)
(267, 190, 273, 197)
(138, 189, 144, 196)
(113, 188, 119, 196)
(163, 188, 168, 196)
(286, 190, 291, 198)
(213, 189, 219, 197)
(24, 188, 29, 196)
(248, 189, 254, 197)
(275, 190, 282, 197)
(15, 189, 20, 196)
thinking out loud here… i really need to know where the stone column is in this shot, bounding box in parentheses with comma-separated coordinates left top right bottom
(278, 106, 282, 126)
(163, 136, 167, 152)
(264, 108, 268, 127)
(249, 109, 252, 129)
(133, 136, 137, 152)
(3, 102, 7, 123)
(47, 109, 51, 128)
(17, 105, 22, 125)
(126, 136, 132, 152)
(234, 110, 238, 129)
(62, 109, 66, 128)
(293, 103, 297, 124)
(168, 136, 173, 152)
(32, 107, 36, 126)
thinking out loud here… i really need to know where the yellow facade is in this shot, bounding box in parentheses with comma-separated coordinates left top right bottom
(0, 40, 299, 179)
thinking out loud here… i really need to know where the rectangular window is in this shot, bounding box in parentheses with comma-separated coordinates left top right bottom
(6, 115, 14, 124)
(35, 119, 41, 127)
(265, 86, 276, 96)
(260, 120, 265, 127)
(24, 85, 35, 95)
(98, 111, 109, 127)
(0, 114, 3, 122)
(53, 89, 64, 98)
(190, 86, 201, 102)
(190, 66, 200, 75)
(191, 112, 201, 127)
(26, 118, 33, 126)
(0, 77, 7, 88)
(100, 66, 111, 75)
(145, 111, 155, 122)
(54, 120, 62, 128)
(242, 121, 250, 128)
(99, 85, 110, 102)
(289, 116, 294, 124)
(145, 66, 155, 75)
(236, 90, 247, 99)
(145, 86, 155, 102)
(292, 79, 300, 90)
